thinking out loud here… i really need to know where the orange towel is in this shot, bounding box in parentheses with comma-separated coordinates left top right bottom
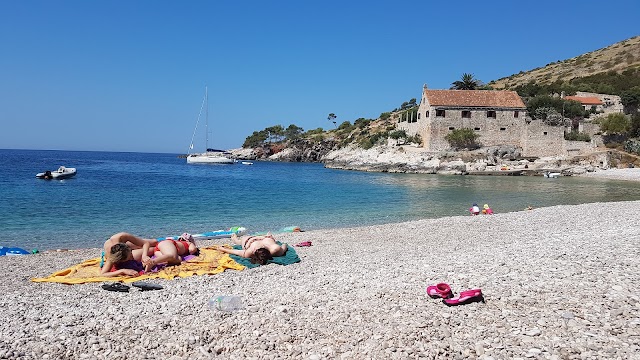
(31, 246, 245, 284)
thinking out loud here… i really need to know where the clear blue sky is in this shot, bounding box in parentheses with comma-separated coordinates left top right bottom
(1, 0, 639, 153)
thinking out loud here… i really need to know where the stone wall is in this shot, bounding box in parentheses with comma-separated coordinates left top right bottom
(579, 122, 601, 137)
(565, 140, 598, 156)
(423, 106, 525, 150)
(520, 120, 566, 157)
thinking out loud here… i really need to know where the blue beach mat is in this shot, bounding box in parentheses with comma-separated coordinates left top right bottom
(157, 227, 246, 241)
(0, 246, 30, 256)
(229, 242, 300, 268)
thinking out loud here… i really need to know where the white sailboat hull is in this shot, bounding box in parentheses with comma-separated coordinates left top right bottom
(187, 153, 235, 164)
(186, 86, 235, 165)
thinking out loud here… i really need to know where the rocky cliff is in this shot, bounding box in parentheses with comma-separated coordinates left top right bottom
(322, 145, 637, 175)
(230, 140, 638, 175)
(230, 139, 339, 162)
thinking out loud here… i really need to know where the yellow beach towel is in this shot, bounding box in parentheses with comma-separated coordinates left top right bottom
(31, 246, 245, 285)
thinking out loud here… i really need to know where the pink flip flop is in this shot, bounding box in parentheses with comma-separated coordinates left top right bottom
(426, 283, 452, 299)
(442, 289, 483, 306)
(294, 241, 312, 247)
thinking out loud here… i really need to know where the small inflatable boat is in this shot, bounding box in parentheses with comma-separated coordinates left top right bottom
(36, 166, 77, 180)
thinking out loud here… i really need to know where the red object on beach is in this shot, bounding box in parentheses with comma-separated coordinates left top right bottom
(294, 241, 312, 247)
(426, 283, 452, 299)
(442, 289, 483, 306)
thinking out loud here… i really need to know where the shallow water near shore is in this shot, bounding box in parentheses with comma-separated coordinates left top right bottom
(2, 148, 640, 251)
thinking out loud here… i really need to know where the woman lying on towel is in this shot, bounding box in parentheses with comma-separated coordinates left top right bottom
(216, 233, 288, 265)
(100, 232, 158, 276)
(142, 233, 198, 272)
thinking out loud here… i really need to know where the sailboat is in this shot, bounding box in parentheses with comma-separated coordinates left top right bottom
(186, 86, 235, 164)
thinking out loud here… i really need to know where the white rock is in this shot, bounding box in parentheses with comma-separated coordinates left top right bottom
(526, 328, 541, 336)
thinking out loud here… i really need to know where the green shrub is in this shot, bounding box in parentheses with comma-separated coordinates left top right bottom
(444, 128, 480, 150)
(389, 130, 407, 140)
(358, 131, 389, 149)
(305, 127, 324, 136)
(359, 138, 374, 149)
(624, 139, 640, 155)
(243, 130, 268, 148)
(564, 132, 591, 142)
(599, 113, 631, 135)
(603, 134, 627, 148)
(338, 121, 354, 131)
(630, 114, 640, 137)
(407, 134, 422, 144)
(526, 96, 585, 121)
(354, 118, 371, 129)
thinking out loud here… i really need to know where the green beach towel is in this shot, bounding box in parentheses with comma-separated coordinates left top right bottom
(229, 242, 300, 268)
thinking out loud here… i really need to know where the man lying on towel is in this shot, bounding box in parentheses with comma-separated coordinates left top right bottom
(215, 233, 287, 265)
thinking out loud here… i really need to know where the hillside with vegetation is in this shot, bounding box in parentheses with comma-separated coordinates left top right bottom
(487, 35, 640, 152)
(489, 36, 640, 91)
(239, 98, 422, 161)
(242, 108, 420, 162)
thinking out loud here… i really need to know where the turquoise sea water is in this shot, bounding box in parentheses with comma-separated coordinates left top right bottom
(2, 149, 640, 251)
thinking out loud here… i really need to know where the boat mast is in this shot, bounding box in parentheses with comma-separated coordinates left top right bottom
(205, 85, 209, 152)
(188, 86, 207, 155)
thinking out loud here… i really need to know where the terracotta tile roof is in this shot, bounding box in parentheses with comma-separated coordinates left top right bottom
(424, 90, 526, 108)
(564, 96, 603, 105)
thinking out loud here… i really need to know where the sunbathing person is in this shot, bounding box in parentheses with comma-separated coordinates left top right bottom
(100, 232, 157, 276)
(216, 233, 287, 265)
(142, 233, 198, 272)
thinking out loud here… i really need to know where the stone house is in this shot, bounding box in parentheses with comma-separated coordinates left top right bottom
(564, 91, 623, 115)
(397, 85, 596, 157)
(564, 95, 604, 112)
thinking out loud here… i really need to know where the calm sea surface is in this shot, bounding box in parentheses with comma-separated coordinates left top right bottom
(2, 149, 640, 251)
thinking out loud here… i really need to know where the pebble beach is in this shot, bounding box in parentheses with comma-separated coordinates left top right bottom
(1, 169, 639, 359)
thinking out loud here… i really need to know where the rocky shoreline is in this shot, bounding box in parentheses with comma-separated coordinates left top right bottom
(1, 200, 639, 359)
(232, 144, 637, 177)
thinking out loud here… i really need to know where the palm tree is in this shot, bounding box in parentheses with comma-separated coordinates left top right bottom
(451, 73, 481, 90)
(327, 113, 337, 128)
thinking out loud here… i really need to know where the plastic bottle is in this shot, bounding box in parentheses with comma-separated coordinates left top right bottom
(208, 295, 243, 312)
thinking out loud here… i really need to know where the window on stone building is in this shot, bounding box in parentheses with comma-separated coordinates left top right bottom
(487, 111, 496, 118)
(500, 127, 506, 131)
(436, 109, 445, 117)
(426, 111, 429, 118)
(462, 110, 471, 118)
(514, 111, 519, 118)
(417, 113, 421, 120)
(543, 132, 548, 135)
(448, 127, 455, 130)
(474, 127, 480, 131)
